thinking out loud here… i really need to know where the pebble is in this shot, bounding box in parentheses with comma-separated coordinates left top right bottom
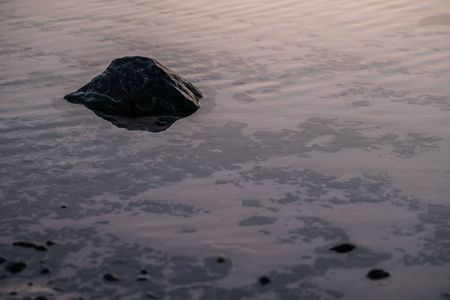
(40, 267, 51, 275)
(103, 273, 119, 281)
(12, 241, 47, 251)
(5, 261, 26, 274)
(259, 276, 271, 286)
(216, 255, 227, 263)
(330, 243, 356, 253)
(367, 269, 390, 280)
(0, 255, 6, 264)
(46, 241, 56, 247)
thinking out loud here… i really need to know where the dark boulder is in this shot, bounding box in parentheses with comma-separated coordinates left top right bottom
(64, 56, 203, 131)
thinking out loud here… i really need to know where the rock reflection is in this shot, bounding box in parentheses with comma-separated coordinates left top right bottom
(93, 110, 193, 132)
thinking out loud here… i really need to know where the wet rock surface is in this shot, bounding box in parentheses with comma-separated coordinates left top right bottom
(64, 56, 203, 131)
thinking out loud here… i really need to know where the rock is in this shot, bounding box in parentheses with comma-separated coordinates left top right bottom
(366, 269, 390, 280)
(40, 267, 51, 275)
(146, 291, 157, 299)
(5, 261, 26, 274)
(0, 255, 6, 264)
(46, 241, 55, 247)
(216, 255, 227, 263)
(64, 56, 203, 131)
(258, 276, 271, 286)
(103, 273, 119, 281)
(12, 241, 48, 251)
(330, 243, 356, 253)
(0, 283, 82, 300)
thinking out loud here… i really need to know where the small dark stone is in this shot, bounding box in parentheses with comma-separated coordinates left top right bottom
(40, 267, 51, 275)
(5, 261, 26, 274)
(60, 205, 67, 209)
(9, 291, 17, 295)
(28, 282, 33, 286)
(216, 255, 227, 263)
(140, 269, 148, 275)
(46, 241, 55, 247)
(12, 241, 47, 251)
(367, 269, 390, 280)
(34, 296, 48, 300)
(32, 244, 47, 251)
(103, 273, 119, 281)
(0, 275, 8, 280)
(259, 276, 271, 286)
(0, 255, 6, 264)
(330, 243, 356, 253)
(146, 291, 157, 299)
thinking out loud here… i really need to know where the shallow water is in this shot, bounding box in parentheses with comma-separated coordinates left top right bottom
(1, 0, 450, 299)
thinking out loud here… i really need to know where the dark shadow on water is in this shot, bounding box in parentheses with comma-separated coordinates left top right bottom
(93, 110, 193, 132)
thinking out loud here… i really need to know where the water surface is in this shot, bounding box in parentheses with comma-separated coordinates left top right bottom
(1, 0, 450, 299)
